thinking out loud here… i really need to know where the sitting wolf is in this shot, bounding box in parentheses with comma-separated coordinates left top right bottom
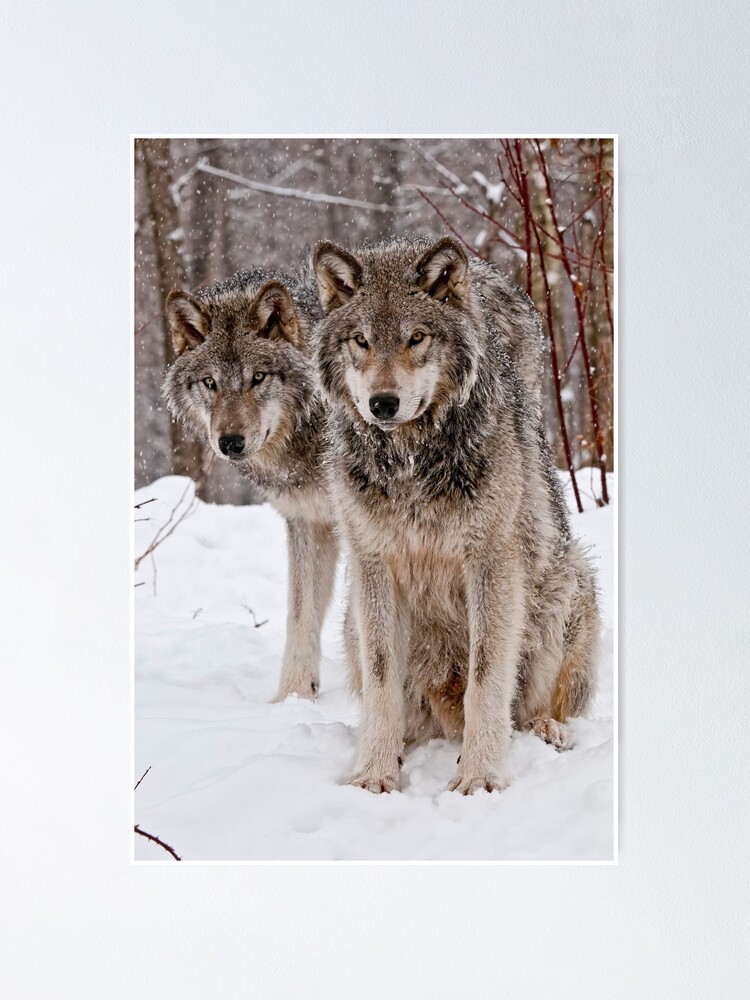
(312, 237, 600, 794)
(162, 269, 336, 701)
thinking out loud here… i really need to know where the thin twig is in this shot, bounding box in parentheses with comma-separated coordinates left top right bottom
(134, 766, 151, 791)
(240, 602, 268, 629)
(134, 825, 181, 861)
(134, 480, 198, 571)
(134, 312, 161, 338)
(442, 176, 528, 252)
(415, 189, 481, 255)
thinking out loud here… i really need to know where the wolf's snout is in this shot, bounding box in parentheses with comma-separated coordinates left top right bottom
(369, 393, 400, 421)
(218, 434, 245, 457)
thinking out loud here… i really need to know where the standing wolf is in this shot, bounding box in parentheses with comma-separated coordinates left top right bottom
(162, 269, 336, 701)
(313, 237, 600, 794)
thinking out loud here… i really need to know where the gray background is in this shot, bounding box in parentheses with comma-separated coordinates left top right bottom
(3, 0, 749, 997)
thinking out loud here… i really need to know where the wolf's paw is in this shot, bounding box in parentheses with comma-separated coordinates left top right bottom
(271, 677, 319, 703)
(448, 759, 509, 795)
(346, 768, 400, 794)
(524, 717, 568, 750)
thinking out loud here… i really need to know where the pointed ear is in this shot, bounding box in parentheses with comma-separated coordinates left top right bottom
(413, 237, 471, 305)
(313, 241, 363, 312)
(166, 289, 211, 354)
(249, 280, 303, 348)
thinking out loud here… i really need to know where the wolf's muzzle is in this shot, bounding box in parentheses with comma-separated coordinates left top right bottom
(218, 434, 245, 457)
(369, 393, 400, 421)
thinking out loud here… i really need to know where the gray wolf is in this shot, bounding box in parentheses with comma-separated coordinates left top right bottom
(162, 269, 336, 701)
(312, 237, 600, 794)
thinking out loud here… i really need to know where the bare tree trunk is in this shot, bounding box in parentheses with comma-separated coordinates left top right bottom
(140, 139, 205, 481)
(371, 138, 403, 240)
(187, 139, 229, 289)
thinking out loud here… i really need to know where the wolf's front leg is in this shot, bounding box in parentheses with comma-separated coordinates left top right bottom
(273, 518, 338, 701)
(347, 555, 406, 792)
(448, 554, 524, 794)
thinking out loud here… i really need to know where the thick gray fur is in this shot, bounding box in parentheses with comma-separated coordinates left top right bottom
(312, 236, 600, 794)
(162, 266, 336, 701)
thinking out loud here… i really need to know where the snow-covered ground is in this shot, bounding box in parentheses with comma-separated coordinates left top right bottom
(134, 472, 615, 862)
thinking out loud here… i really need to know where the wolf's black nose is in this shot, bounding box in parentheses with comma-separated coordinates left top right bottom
(369, 393, 400, 420)
(219, 434, 245, 457)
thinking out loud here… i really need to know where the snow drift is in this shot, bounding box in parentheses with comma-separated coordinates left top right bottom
(134, 472, 615, 862)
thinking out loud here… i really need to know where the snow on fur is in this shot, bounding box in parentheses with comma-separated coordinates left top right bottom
(134, 473, 614, 861)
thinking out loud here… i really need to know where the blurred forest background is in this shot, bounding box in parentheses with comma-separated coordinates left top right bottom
(134, 137, 614, 510)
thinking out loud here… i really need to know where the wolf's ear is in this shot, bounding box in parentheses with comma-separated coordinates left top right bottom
(250, 280, 302, 348)
(313, 242, 362, 312)
(413, 237, 471, 305)
(166, 289, 211, 354)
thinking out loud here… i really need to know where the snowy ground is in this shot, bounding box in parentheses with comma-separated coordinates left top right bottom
(134, 471, 615, 862)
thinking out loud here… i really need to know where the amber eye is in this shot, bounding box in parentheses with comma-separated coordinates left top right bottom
(352, 333, 368, 349)
(409, 329, 427, 347)
(202, 376, 216, 390)
(252, 371, 266, 385)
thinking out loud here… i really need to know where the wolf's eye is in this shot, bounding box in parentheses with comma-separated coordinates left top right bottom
(252, 371, 267, 384)
(409, 329, 428, 347)
(352, 334, 368, 349)
(202, 376, 216, 390)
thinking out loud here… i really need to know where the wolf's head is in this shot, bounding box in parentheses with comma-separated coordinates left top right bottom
(162, 275, 314, 465)
(312, 238, 482, 431)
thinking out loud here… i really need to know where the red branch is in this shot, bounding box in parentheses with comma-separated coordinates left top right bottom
(135, 312, 160, 337)
(597, 145, 615, 343)
(415, 189, 481, 256)
(447, 173, 612, 275)
(514, 140, 534, 297)
(534, 141, 609, 505)
(394, 140, 612, 505)
(528, 192, 584, 513)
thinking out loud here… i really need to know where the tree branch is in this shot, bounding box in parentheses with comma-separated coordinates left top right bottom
(134, 479, 198, 571)
(415, 189, 481, 255)
(195, 159, 411, 214)
(134, 766, 151, 791)
(134, 825, 181, 861)
(406, 140, 467, 192)
(534, 141, 609, 505)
